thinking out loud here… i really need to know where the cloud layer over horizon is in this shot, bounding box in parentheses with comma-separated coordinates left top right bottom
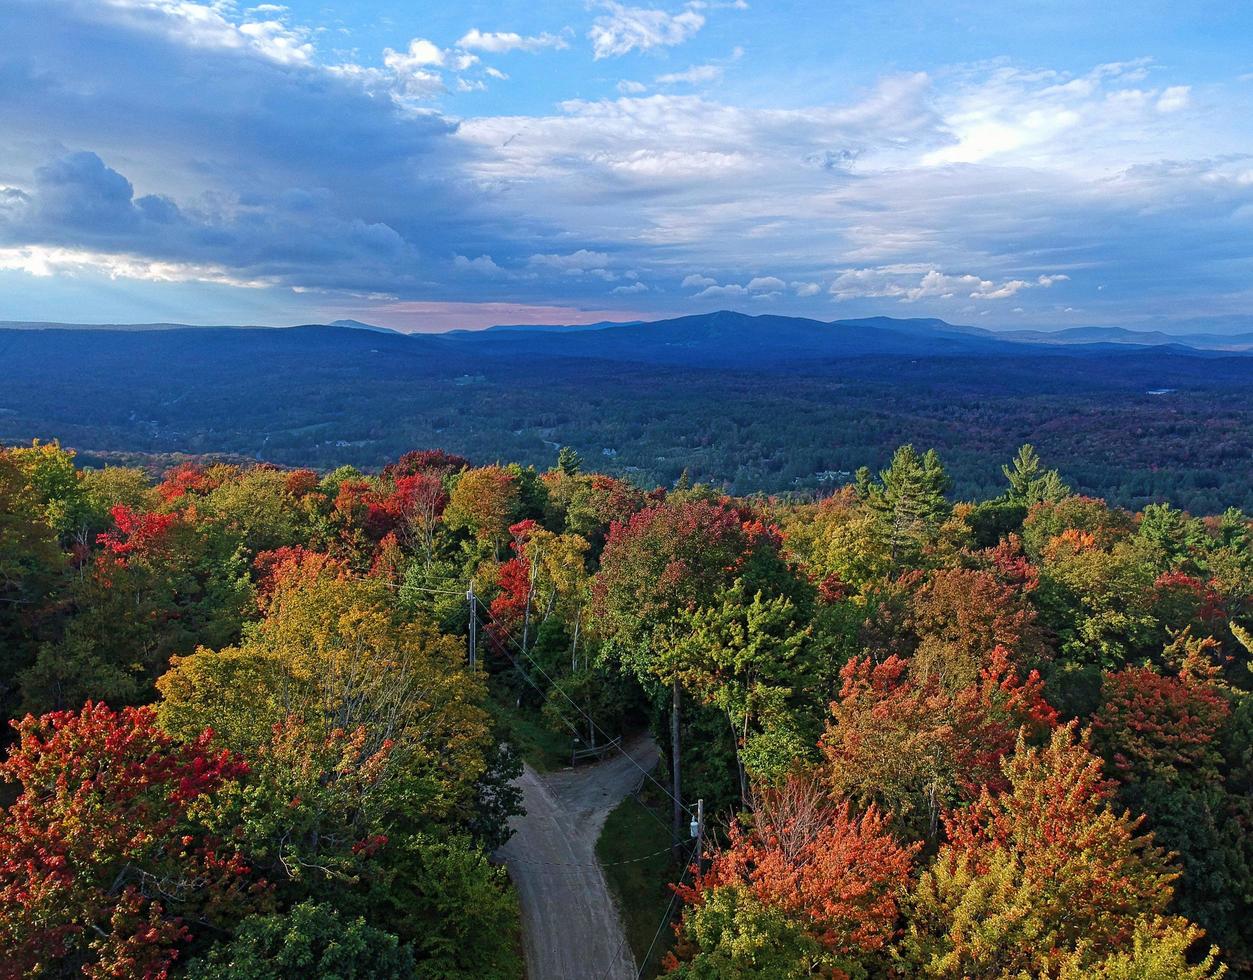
(2, 0, 1251, 332)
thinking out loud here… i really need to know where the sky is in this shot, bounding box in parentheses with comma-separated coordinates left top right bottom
(1, 0, 1252, 333)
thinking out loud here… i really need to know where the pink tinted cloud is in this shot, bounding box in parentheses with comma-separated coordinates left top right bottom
(323, 300, 657, 333)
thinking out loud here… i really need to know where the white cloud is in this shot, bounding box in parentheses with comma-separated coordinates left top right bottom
(458, 75, 935, 193)
(694, 282, 748, 298)
(94, 0, 315, 65)
(453, 253, 505, 275)
(681, 273, 716, 288)
(611, 280, 648, 293)
(746, 275, 785, 291)
(529, 249, 612, 271)
(922, 59, 1199, 168)
(457, 28, 569, 53)
(378, 38, 450, 100)
(617, 80, 648, 94)
(1156, 85, 1191, 112)
(791, 281, 821, 297)
(656, 63, 722, 85)
(384, 37, 445, 70)
(979, 279, 1029, 299)
(0, 244, 274, 287)
(829, 265, 1068, 303)
(589, 3, 706, 59)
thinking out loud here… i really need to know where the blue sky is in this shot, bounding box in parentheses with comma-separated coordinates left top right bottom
(2, 0, 1251, 332)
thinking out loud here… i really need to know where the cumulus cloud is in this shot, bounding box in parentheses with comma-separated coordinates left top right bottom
(747, 275, 786, 291)
(588, 2, 706, 59)
(612, 280, 648, 293)
(454, 253, 506, 275)
(694, 283, 748, 298)
(829, 266, 1069, 302)
(385, 37, 445, 69)
(528, 249, 613, 271)
(457, 28, 569, 53)
(0, 145, 437, 297)
(681, 273, 716, 288)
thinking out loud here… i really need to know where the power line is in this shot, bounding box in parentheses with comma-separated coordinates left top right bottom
(367, 573, 693, 976)
(360, 576, 465, 597)
(472, 605, 675, 839)
(502, 841, 677, 872)
(476, 606, 696, 827)
(482, 600, 688, 819)
(469, 605, 672, 824)
(605, 837, 699, 980)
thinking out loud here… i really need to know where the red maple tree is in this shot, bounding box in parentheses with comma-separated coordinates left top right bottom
(0, 703, 255, 979)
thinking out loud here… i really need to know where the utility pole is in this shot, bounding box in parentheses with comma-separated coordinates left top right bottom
(467, 579, 478, 671)
(690, 799, 705, 876)
(671, 677, 683, 859)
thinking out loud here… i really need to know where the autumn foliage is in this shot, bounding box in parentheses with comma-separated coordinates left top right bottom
(821, 646, 1057, 839)
(675, 776, 918, 959)
(1091, 666, 1231, 785)
(903, 723, 1188, 976)
(0, 703, 252, 979)
(1, 439, 1249, 977)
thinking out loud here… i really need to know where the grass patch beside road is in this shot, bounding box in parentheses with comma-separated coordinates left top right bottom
(487, 694, 571, 773)
(596, 792, 685, 978)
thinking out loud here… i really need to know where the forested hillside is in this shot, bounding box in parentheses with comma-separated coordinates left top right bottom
(0, 439, 1250, 977)
(2, 318, 1251, 512)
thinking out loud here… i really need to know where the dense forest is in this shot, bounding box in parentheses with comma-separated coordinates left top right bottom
(1, 437, 1250, 978)
(2, 318, 1252, 513)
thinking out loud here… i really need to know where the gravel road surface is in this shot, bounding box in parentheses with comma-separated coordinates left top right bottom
(499, 736, 661, 980)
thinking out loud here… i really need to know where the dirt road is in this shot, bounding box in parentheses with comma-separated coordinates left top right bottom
(498, 737, 661, 980)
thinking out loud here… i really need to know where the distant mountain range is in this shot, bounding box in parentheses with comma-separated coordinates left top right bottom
(3, 311, 1250, 354)
(2, 309, 1251, 511)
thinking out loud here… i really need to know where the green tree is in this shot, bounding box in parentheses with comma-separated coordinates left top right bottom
(667, 578, 813, 800)
(556, 445, 583, 475)
(595, 498, 751, 848)
(183, 901, 416, 979)
(856, 445, 951, 567)
(0, 449, 65, 715)
(1002, 443, 1069, 506)
(664, 885, 837, 980)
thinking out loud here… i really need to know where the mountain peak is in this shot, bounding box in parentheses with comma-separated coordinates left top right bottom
(328, 319, 398, 334)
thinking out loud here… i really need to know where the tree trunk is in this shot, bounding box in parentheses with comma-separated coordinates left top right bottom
(671, 676, 683, 858)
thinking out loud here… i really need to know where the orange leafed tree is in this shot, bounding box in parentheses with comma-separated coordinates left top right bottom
(1091, 665, 1231, 786)
(907, 566, 1048, 687)
(821, 645, 1057, 840)
(672, 775, 919, 962)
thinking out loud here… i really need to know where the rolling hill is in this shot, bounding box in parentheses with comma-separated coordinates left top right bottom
(1, 312, 1250, 510)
